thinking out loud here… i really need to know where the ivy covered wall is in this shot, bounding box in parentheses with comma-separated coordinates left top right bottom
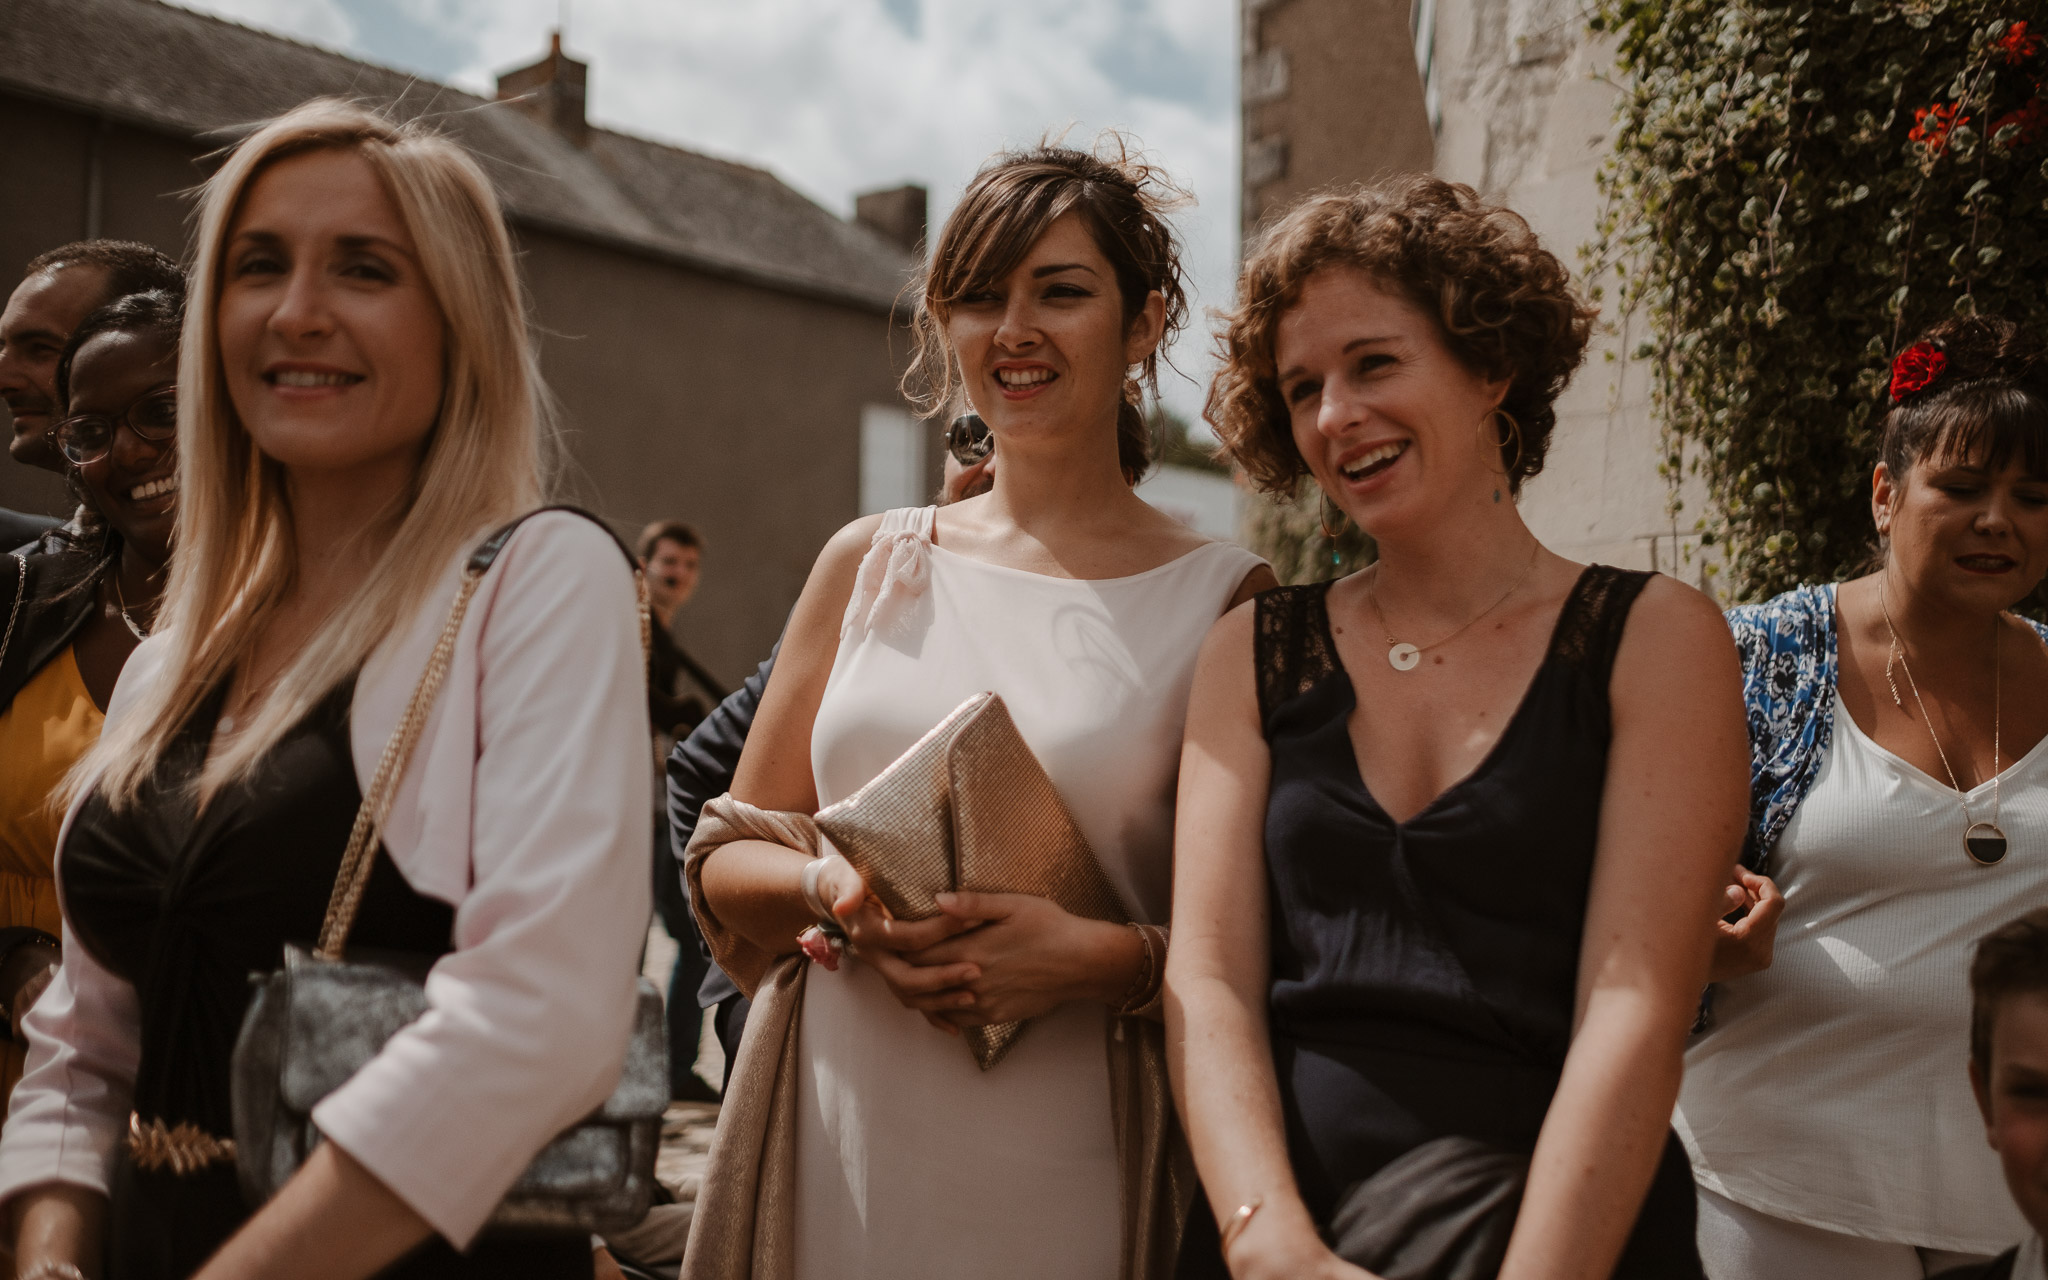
(1590, 3, 2048, 602)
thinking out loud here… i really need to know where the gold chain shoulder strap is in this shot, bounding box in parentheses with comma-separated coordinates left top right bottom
(0, 554, 25, 678)
(314, 510, 650, 961)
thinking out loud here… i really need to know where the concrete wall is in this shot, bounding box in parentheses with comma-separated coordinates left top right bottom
(0, 90, 911, 683)
(1427, 0, 1705, 582)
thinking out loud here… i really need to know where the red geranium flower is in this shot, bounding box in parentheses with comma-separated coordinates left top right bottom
(1891, 343, 1948, 401)
(1992, 95, 2048, 149)
(1996, 20, 2043, 65)
(1909, 102, 1971, 155)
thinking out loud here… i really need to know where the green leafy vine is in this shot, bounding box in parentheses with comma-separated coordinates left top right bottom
(1587, 2, 2048, 601)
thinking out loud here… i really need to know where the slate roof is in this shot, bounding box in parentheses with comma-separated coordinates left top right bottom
(0, 0, 915, 312)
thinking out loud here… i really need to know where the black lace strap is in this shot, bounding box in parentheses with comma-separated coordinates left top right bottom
(1253, 582, 1339, 731)
(1549, 565, 1656, 682)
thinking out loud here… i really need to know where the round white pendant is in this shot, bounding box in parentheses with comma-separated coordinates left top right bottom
(1966, 821, 2010, 866)
(1388, 642, 1422, 671)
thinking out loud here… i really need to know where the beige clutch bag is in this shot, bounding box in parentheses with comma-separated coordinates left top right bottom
(815, 691, 1130, 1069)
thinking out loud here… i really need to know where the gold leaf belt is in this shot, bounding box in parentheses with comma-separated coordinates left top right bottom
(127, 1113, 236, 1176)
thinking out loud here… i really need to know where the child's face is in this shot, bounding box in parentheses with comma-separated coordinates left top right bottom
(1974, 989, 2048, 1236)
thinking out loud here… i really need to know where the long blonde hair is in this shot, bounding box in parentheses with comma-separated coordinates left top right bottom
(86, 98, 557, 806)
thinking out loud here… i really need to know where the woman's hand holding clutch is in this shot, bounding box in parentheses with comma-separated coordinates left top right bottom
(811, 854, 984, 1031)
(898, 890, 1144, 1028)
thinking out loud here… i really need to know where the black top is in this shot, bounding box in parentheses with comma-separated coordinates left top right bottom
(61, 680, 589, 1280)
(1254, 566, 1699, 1273)
(665, 645, 776, 1010)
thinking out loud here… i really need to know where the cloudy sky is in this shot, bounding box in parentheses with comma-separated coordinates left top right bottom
(169, 0, 1241, 425)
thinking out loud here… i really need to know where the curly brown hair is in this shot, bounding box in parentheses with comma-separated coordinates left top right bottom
(1207, 175, 1596, 496)
(902, 135, 1190, 482)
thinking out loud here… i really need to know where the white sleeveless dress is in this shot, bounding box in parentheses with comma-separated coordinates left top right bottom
(795, 506, 1264, 1280)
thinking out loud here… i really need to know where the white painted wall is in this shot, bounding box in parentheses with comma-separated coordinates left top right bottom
(858, 404, 925, 516)
(1429, 0, 1711, 586)
(1137, 464, 1246, 543)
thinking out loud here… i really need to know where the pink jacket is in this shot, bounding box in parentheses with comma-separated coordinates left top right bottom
(0, 512, 654, 1247)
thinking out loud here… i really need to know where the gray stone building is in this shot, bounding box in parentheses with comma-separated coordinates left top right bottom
(1, 0, 932, 682)
(1241, 0, 1704, 583)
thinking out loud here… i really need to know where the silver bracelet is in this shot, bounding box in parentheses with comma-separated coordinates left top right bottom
(799, 856, 836, 926)
(20, 1261, 90, 1280)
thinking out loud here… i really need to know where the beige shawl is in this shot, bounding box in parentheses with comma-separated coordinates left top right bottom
(677, 794, 1194, 1280)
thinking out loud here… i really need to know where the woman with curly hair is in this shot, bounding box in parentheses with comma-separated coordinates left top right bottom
(682, 138, 1271, 1280)
(1675, 315, 2048, 1279)
(1167, 175, 1748, 1279)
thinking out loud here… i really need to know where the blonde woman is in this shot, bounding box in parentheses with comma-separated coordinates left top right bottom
(0, 101, 649, 1280)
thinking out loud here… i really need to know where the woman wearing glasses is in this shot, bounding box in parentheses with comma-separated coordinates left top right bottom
(0, 287, 181, 1123)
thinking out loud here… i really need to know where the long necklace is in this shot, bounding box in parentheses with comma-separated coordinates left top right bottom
(1879, 577, 2006, 865)
(112, 567, 149, 640)
(1367, 540, 1540, 672)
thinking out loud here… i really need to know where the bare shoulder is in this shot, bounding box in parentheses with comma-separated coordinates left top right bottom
(1612, 573, 1743, 707)
(816, 512, 888, 579)
(1620, 573, 1734, 651)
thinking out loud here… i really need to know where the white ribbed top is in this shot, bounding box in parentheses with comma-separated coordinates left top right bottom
(1676, 691, 2048, 1253)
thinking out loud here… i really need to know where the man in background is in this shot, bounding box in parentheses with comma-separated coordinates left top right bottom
(1, 241, 181, 548)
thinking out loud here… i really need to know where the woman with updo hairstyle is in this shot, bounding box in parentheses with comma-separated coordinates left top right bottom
(1168, 175, 1747, 1279)
(1676, 315, 2048, 1279)
(682, 138, 1271, 1280)
(0, 100, 650, 1280)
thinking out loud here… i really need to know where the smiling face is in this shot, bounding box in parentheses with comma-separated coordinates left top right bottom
(1974, 990, 2048, 1236)
(65, 326, 179, 566)
(0, 264, 112, 471)
(1875, 445, 2048, 615)
(944, 211, 1162, 459)
(1274, 267, 1510, 541)
(215, 147, 446, 497)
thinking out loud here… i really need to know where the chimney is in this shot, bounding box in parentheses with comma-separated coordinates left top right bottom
(496, 31, 590, 146)
(854, 184, 927, 256)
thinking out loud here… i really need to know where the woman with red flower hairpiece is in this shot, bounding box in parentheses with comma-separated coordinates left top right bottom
(1676, 315, 2048, 1279)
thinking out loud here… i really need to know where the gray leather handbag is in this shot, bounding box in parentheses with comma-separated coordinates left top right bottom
(230, 509, 668, 1234)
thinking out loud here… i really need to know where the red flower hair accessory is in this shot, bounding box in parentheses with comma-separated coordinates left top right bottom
(1891, 342, 1948, 401)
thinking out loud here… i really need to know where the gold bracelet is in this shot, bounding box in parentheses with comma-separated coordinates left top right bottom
(1218, 1195, 1264, 1254)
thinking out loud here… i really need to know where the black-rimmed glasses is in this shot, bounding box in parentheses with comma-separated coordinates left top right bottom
(946, 412, 992, 465)
(55, 385, 178, 466)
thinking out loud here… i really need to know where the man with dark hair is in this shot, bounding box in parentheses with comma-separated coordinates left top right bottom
(1, 241, 181, 545)
(4, 241, 181, 474)
(1935, 909, 2048, 1279)
(639, 518, 725, 1102)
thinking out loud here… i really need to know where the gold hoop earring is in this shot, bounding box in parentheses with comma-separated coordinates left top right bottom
(1480, 408, 1525, 477)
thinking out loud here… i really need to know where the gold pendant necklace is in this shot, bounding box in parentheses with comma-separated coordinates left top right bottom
(1879, 576, 2006, 865)
(1367, 540, 1540, 672)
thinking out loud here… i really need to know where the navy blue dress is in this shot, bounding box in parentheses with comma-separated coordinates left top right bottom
(1180, 566, 1700, 1277)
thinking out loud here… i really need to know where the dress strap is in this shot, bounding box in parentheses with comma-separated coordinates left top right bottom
(1253, 582, 1339, 734)
(841, 506, 937, 642)
(1548, 565, 1656, 683)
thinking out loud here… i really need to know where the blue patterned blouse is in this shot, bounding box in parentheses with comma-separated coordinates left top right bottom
(1731, 584, 2048, 871)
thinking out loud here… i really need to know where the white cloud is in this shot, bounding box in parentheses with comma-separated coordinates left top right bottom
(174, 0, 1240, 426)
